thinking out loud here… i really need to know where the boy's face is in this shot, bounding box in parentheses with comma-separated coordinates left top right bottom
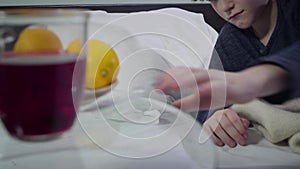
(209, 0, 269, 29)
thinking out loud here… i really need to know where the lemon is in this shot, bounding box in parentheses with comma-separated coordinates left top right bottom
(66, 39, 82, 54)
(13, 28, 63, 52)
(86, 40, 119, 89)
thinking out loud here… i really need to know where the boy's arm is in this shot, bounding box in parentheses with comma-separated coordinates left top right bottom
(257, 40, 300, 98)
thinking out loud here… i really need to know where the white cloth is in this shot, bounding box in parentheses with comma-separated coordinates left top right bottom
(87, 8, 218, 91)
(88, 8, 217, 67)
(231, 98, 300, 154)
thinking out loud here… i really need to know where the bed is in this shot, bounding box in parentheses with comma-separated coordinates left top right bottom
(0, 3, 300, 169)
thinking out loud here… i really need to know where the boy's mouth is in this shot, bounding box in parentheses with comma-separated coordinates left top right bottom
(228, 10, 244, 21)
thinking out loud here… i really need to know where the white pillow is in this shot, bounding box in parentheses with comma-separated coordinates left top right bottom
(88, 8, 218, 90)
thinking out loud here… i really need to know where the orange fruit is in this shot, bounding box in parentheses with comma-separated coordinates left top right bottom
(86, 40, 119, 89)
(13, 28, 63, 53)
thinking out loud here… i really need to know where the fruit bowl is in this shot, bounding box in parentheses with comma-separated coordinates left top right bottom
(81, 80, 118, 106)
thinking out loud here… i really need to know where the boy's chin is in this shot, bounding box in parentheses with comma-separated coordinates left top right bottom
(232, 21, 251, 29)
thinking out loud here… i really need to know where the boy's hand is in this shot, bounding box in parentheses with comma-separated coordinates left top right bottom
(203, 108, 250, 147)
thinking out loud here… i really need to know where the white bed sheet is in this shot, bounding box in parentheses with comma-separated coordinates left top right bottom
(86, 8, 218, 91)
(84, 8, 300, 168)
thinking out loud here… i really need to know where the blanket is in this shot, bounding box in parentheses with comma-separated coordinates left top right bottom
(231, 98, 300, 154)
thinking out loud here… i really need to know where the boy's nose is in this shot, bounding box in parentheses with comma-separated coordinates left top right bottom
(220, 0, 234, 14)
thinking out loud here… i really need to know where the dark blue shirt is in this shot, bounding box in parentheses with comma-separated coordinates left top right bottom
(210, 0, 300, 104)
(259, 40, 300, 99)
(197, 0, 300, 123)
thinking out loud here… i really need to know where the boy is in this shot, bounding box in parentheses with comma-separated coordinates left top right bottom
(155, 0, 300, 147)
